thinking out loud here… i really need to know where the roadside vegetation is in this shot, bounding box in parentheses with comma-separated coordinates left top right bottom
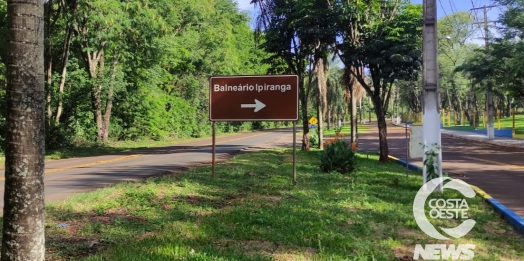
(443, 114, 524, 135)
(41, 149, 524, 260)
(0, 123, 291, 165)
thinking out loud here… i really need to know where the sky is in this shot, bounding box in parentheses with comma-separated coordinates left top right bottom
(235, 0, 503, 20)
(235, 0, 504, 44)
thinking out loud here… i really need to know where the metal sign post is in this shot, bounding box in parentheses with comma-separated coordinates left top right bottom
(406, 123, 409, 178)
(293, 121, 297, 183)
(212, 121, 216, 178)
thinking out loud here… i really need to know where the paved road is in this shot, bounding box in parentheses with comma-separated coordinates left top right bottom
(0, 129, 295, 212)
(359, 124, 524, 218)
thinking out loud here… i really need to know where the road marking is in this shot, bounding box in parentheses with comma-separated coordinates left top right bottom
(44, 154, 144, 175)
(462, 156, 524, 170)
(0, 154, 144, 182)
(0, 131, 274, 181)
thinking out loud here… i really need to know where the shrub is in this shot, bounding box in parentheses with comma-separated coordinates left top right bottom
(309, 133, 319, 147)
(319, 139, 356, 174)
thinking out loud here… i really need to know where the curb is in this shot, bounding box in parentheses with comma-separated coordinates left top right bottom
(442, 132, 524, 150)
(388, 155, 524, 236)
(388, 155, 421, 172)
(389, 123, 524, 150)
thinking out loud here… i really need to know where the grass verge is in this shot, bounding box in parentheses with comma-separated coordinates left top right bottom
(443, 114, 524, 135)
(323, 124, 370, 136)
(41, 149, 524, 260)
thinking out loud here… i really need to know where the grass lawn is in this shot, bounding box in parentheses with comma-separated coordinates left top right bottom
(443, 114, 524, 135)
(323, 124, 370, 136)
(499, 114, 524, 134)
(41, 149, 524, 260)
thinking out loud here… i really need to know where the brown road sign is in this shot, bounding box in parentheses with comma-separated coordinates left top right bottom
(209, 75, 298, 121)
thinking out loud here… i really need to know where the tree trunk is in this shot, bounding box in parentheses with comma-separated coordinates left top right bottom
(473, 92, 479, 127)
(82, 47, 106, 142)
(54, 25, 73, 124)
(44, 0, 53, 127)
(315, 57, 327, 149)
(455, 92, 464, 125)
(506, 98, 511, 117)
(327, 109, 331, 129)
(368, 96, 372, 123)
(372, 96, 389, 162)
(2, 1, 46, 260)
(92, 82, 104, 141)
(299, 80, 310, 151)
(350, 86, 358, 146)
(100, 60, 118, 141)
(359, 97, 363, 123)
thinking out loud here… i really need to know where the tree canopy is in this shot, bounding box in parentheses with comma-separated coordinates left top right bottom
(0, 0, 271, 149)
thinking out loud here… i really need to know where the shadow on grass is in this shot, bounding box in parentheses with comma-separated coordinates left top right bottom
(42, 149, 524, 261)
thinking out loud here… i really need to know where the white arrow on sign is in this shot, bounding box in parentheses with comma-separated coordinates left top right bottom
(241, 99, 266, 112)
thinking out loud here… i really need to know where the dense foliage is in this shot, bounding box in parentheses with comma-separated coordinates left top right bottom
(0, 0, 270, 150)
(450, 1, 524, 125)
(8, 0, 521, 159)
(319, 137, 356, 174)
(253, 0, 423, 158)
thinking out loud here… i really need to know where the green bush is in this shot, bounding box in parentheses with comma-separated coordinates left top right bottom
(309, 133, 319, 147)
(319, 139, 356, 174)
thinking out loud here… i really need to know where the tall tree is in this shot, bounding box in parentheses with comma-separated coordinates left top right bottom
(335, 1, 423, 162)
(342, 66, 365, 146)
(253, 0, 336, 150)
(73, 0, 127, 142)
(314, 55, 328, 149)
(2, 0, 46, 260)
(437, 12, 477, 125)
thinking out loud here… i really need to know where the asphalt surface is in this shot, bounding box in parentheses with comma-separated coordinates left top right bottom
(359, 123, 524, 218)
(0, 129, 295, 213)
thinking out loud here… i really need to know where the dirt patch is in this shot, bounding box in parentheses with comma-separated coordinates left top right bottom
(396, 228, 423, 239)
(484, 221, 508, 235)
(215, 239, 317, 260)
(251, 193, 282, 202)
(46, 236, 107, 261)
(392, 245, 415, 261)
(271, 245, 316, 261)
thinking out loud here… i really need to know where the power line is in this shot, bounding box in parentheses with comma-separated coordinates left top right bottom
(448, 0, 459, 15)
(438, 0, 449, 18)
(471, 4, 498, 140)
(470, 0, 486, 39)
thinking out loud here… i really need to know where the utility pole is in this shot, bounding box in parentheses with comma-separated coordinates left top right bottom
(422, 0, 443, 190)
(472, 5, 497, 139)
